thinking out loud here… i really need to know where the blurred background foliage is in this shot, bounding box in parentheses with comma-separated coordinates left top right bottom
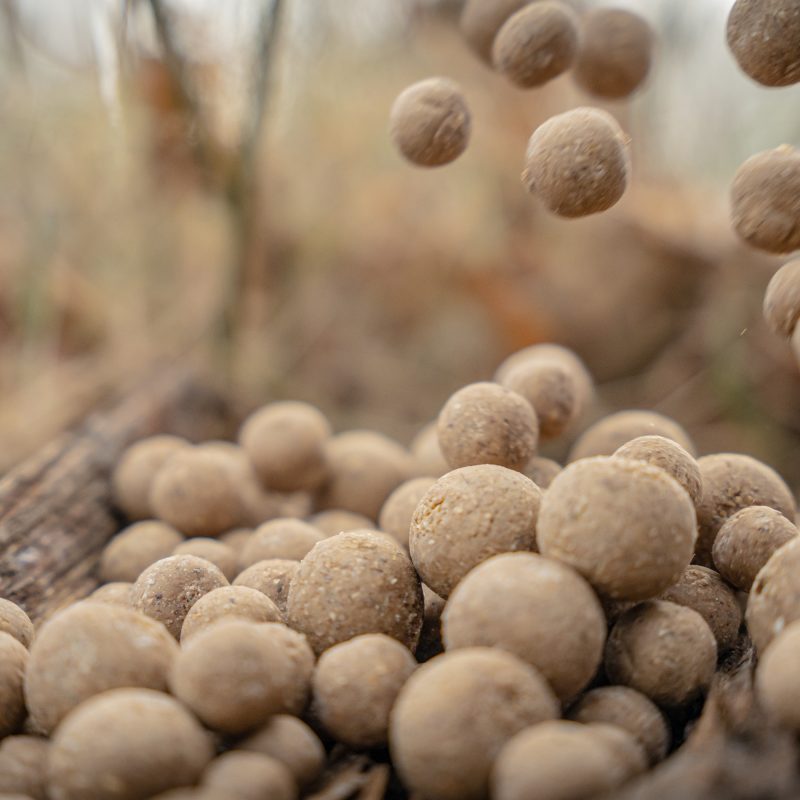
(1, 0, 800, 484)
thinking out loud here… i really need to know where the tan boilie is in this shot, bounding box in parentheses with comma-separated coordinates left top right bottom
(219, 528, 253, 556)
(713, 505, 798, 591)
(522, 108, 630, 218)
(237, 715, 326, 789)
(567, 686, 670, 765)
(233, 559, 299, 613)
(492, 2, 579, 89)
(763, 260, 800, 338)
(409, 421, 450, 478)
(746, 537, 800, 652)
(389, 78, 471, 168)
(501, 358, 581, 440)
(660, 566, 742, 653)
(614, 435, 703, 507)
(240, 519, 325, 566)
(315, 431, 411, 520)
(731, 146, 800, 254)
(0, 633, 26, 738)
(755, 620, 800, 730)
(569, 410, 695, 462)
(437, 382, 538, 471)
(695, 453, 795, 566)
(537, 458, 696, 601)
(574, 8, 654, 99)
(87, 582, 133, 606)
(308, 509, 376, 537)
(490, 721, 632, 800)
(287, 531, 423, 654)
(460, 0, 528, 63)
(150, 449, 242, 537)
(180, 586, 283, 641)
(130, 555, 229, 638)
(112, 435, 189, 521)
(727, 0, 800, 87)
(24, 603, 177, 735)
(202, 752, 297, 800)
(378, 477, 437, 548)
(524, 456, 562, 488)
(409, 465, 541, 598)
(170, 620, 314, 734)
(0, 736, 49, 800)
(47, 688, 213, 800)
(605, 601, 717, 707)
(173, 539, 238, 582)
(100, 521, 184, 584)
(442, 553, 605, 701)
(390, 648, 559, 800)
(239, 401, 331, 493)
(312, 634, 417, 748)
(0, 600, 33, 649)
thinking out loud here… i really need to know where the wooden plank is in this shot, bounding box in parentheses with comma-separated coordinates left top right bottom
(0, 368, 232, 621)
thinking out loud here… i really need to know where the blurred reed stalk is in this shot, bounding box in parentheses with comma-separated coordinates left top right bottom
(146, 0, 285, 391)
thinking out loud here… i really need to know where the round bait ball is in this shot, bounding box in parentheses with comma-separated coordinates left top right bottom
(239, 401, 331, 493)
(524, 456, 562, 488)
(495, 344, 594, 411)
(309, 509, 375, 537)
(234, 559, 298, 613)
(522, 108, 630, 218)
(203, 752, 296, 800)
(287, 531, 423, 654)
(219, 528, 253, 556)
(180, 586, 283, 641)
(713, 505, 798, 591)
(100, 521, 184, 584)
(746, 537, 800, 652)
(313, 633, 416, 748)
(605, 601, 717, 707)
(570, 410, 695, 462)
(113, 435, 189, 520)
(614, 435, 702, 507)
(0, 600, 33, 649)
(379, 477, 436, 548)
(150, 449, 242, 537)
(173, 539, 238, 581)
(491, 720, 628, 800)
(755, 620, 800, 730)
(437, 382, 538, 471)
(390, 648, 559, 800)
(538, 457, 696, 600)
(660, 566, 742, 653)
(501, 358, 581, 440)
(587, 723, 648, 781)
(574, 8, 654, 99)
(0, 633, 26, 737)
(24, 602, 178, 734)
(316, 431, 411, 520)
(0, 736, 49, 799)
(130, 555, 229, 638)
(389, 78, 471, 168)
(47, 688, 213, 800)
(409, 421, 450, 477)
(87, 582, 133, 606)
(460, 0, 528, 63)
(492, 2, 579, 89)
(731, 146, 800, 254)
(410, 465, 541, 598)
(696, 453, 795, 567)
(240, 519, 325, 567)
(237, 715, 325, 788)
(727, 0, 800, 87)
(764, 260, 800, 337)
(567, 685, 670, 765)
(170, 620, 314, 734)
(443, 553, 605, 701)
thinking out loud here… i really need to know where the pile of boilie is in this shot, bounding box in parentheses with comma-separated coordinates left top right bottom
(1, 342, 800, 800)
